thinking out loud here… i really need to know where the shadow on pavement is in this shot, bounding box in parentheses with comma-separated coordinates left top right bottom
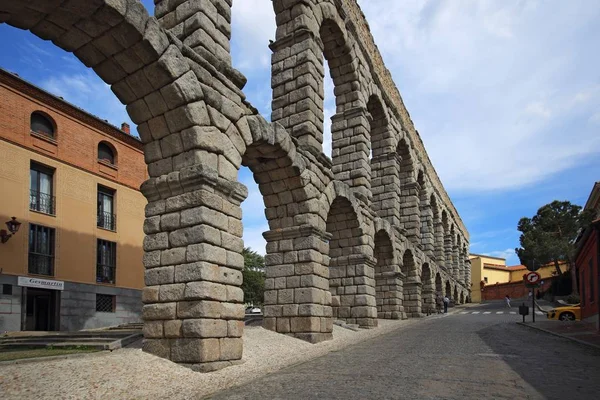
(477, 322, 600, 400)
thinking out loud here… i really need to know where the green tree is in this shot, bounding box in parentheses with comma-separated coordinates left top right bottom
(241, 247, 265, 306)
(515, 200, 594, 294)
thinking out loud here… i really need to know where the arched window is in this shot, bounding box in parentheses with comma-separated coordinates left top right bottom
(30, 112, 55, 138)
(98, 142, 116, 165)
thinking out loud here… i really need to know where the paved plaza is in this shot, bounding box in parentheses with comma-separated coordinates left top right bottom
(210, 302, 600, 400)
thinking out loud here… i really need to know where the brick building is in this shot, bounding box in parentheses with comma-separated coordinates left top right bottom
(0, 68, 147, 332)
(575, 182, 600, 329)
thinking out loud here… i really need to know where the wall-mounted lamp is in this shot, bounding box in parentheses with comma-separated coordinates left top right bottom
(0, 217, 22, 243)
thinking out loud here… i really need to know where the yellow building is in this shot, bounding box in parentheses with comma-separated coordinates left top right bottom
(469, 253, 560, 302)
(0, 68, 147, 331)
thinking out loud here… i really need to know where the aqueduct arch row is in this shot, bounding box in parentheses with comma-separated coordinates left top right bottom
(0, 0, 470, 371)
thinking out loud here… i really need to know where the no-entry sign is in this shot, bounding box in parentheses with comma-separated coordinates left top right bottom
(525, 271, 541, 284)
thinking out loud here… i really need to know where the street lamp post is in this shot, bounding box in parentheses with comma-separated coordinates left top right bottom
(0, 217, 22, 243)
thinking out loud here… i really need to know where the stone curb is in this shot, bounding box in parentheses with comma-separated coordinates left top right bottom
(516, 322, 600, 351)
(0, 349, 111, 366)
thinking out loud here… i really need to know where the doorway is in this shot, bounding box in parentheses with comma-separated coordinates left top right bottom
(24, 288, 59, 331)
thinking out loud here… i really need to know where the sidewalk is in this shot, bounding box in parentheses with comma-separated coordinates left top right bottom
(518, 320, 600, 350)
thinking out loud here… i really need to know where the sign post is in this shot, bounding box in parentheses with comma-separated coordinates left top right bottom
(524, 271, 541, 323)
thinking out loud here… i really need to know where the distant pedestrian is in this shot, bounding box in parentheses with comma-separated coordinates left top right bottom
(505, 295, 511, 308)
(443, 296, 449, 313)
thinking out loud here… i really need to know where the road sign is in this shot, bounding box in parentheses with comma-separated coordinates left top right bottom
(526, 271, 541, 284)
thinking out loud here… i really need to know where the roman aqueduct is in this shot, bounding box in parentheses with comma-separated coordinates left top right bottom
(0, 0, 471, 371)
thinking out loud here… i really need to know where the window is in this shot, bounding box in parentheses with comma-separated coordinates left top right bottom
(97, 239, 116, 284)
(96, 294, 115, 312)
(30, 162, 55, 215)
(484, 277, 488, 283)
(28, 224, 55, 276)
(2, 284, 12, 295)
(97, 186, 116, 230)
(30, 112, 55, 138)
(98, 142, 116, 165)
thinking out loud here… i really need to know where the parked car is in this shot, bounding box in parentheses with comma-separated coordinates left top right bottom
(546, 304, 581, 321)
(245, 306, 262, 314)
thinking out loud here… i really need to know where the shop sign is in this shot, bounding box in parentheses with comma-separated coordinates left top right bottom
(18, 276, 64, 291)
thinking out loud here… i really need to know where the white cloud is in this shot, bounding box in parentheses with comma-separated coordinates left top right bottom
(485, 248, 519, 265)
(41, 71, 136, 136)
(358, 0, 600, 192)
(231, 1, 276, 71)
(242, 223, 269, 256)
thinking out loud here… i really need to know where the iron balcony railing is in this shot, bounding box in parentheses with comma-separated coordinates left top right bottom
(29, 190, 55, 215)
(96, 264, 116, 284)
(28, 253, 54, 276)
(97, 211, 117, 231)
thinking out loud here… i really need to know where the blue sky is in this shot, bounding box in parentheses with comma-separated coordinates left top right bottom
(1, 0, 599, 265)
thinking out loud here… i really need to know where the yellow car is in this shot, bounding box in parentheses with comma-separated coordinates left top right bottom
(546, 304, 581, 321)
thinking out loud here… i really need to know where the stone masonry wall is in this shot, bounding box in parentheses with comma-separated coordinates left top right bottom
(0, 0, 471, 372)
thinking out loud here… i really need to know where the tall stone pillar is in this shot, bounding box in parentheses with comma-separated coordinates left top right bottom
(262, 225, 333, 344)
(403, 279, 422, 318)
(371, 153, 402, 227)
(421, 204, 434, 257)
(141, 173, 248, 372)
(401, 181, 421, 246)
(330, 254, 378, 328)
(444, 231, 453, 271)
(452, 238, 460, 280)
(375, 264, 405, 319)
(270, 29, 324, 152)
(434, 221, 445, 263)
(331, 106, 373, 204)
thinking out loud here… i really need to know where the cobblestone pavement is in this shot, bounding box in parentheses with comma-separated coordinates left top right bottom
(208, 303, 600, 400)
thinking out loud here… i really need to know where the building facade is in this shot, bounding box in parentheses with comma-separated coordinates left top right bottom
(469, 253, 557, 302)
(0, 68, 147, 332)
(575, 182, 600, 329)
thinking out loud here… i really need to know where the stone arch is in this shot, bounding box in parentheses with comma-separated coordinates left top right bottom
(460, 292, 465, 304)
(374, 229, 402, 319)
(421, 263, 435, 315)
(325, 194, 377, 328)
(0, 0, 252, 370)
(449, 224, 457, 276)
(401, 249, 420, 317)
(445, 280, 452, 298)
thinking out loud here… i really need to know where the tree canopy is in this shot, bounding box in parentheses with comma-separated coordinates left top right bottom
(242, 247, 265, 306)
(515, 200, 594, 293)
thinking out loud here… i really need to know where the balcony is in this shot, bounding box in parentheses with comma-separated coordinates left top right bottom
(29, 190, 55, 215)
(28, 253, 54, 276)
(97, 211, 117, 231)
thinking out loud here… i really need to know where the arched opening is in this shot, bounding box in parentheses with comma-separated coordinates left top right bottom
(98, 141, 117, 165)
(431, 195, 444, 262)
(30, 111, 56, 139)
(435, 273, 443, 296)
(456, 234, 462, 281)
(454, 287, 459, 304)
(450, 224, 457, 275)
(367, 95, 387, 161)
(460, 292, 465, 304)
(421, 263, 434, 315)
(445, 281, 452, 298)
(326, 196, 376, 327)
(374, 230, 400, 319)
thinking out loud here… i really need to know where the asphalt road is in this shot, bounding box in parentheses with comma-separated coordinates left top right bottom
(208, 302, 600, 400)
